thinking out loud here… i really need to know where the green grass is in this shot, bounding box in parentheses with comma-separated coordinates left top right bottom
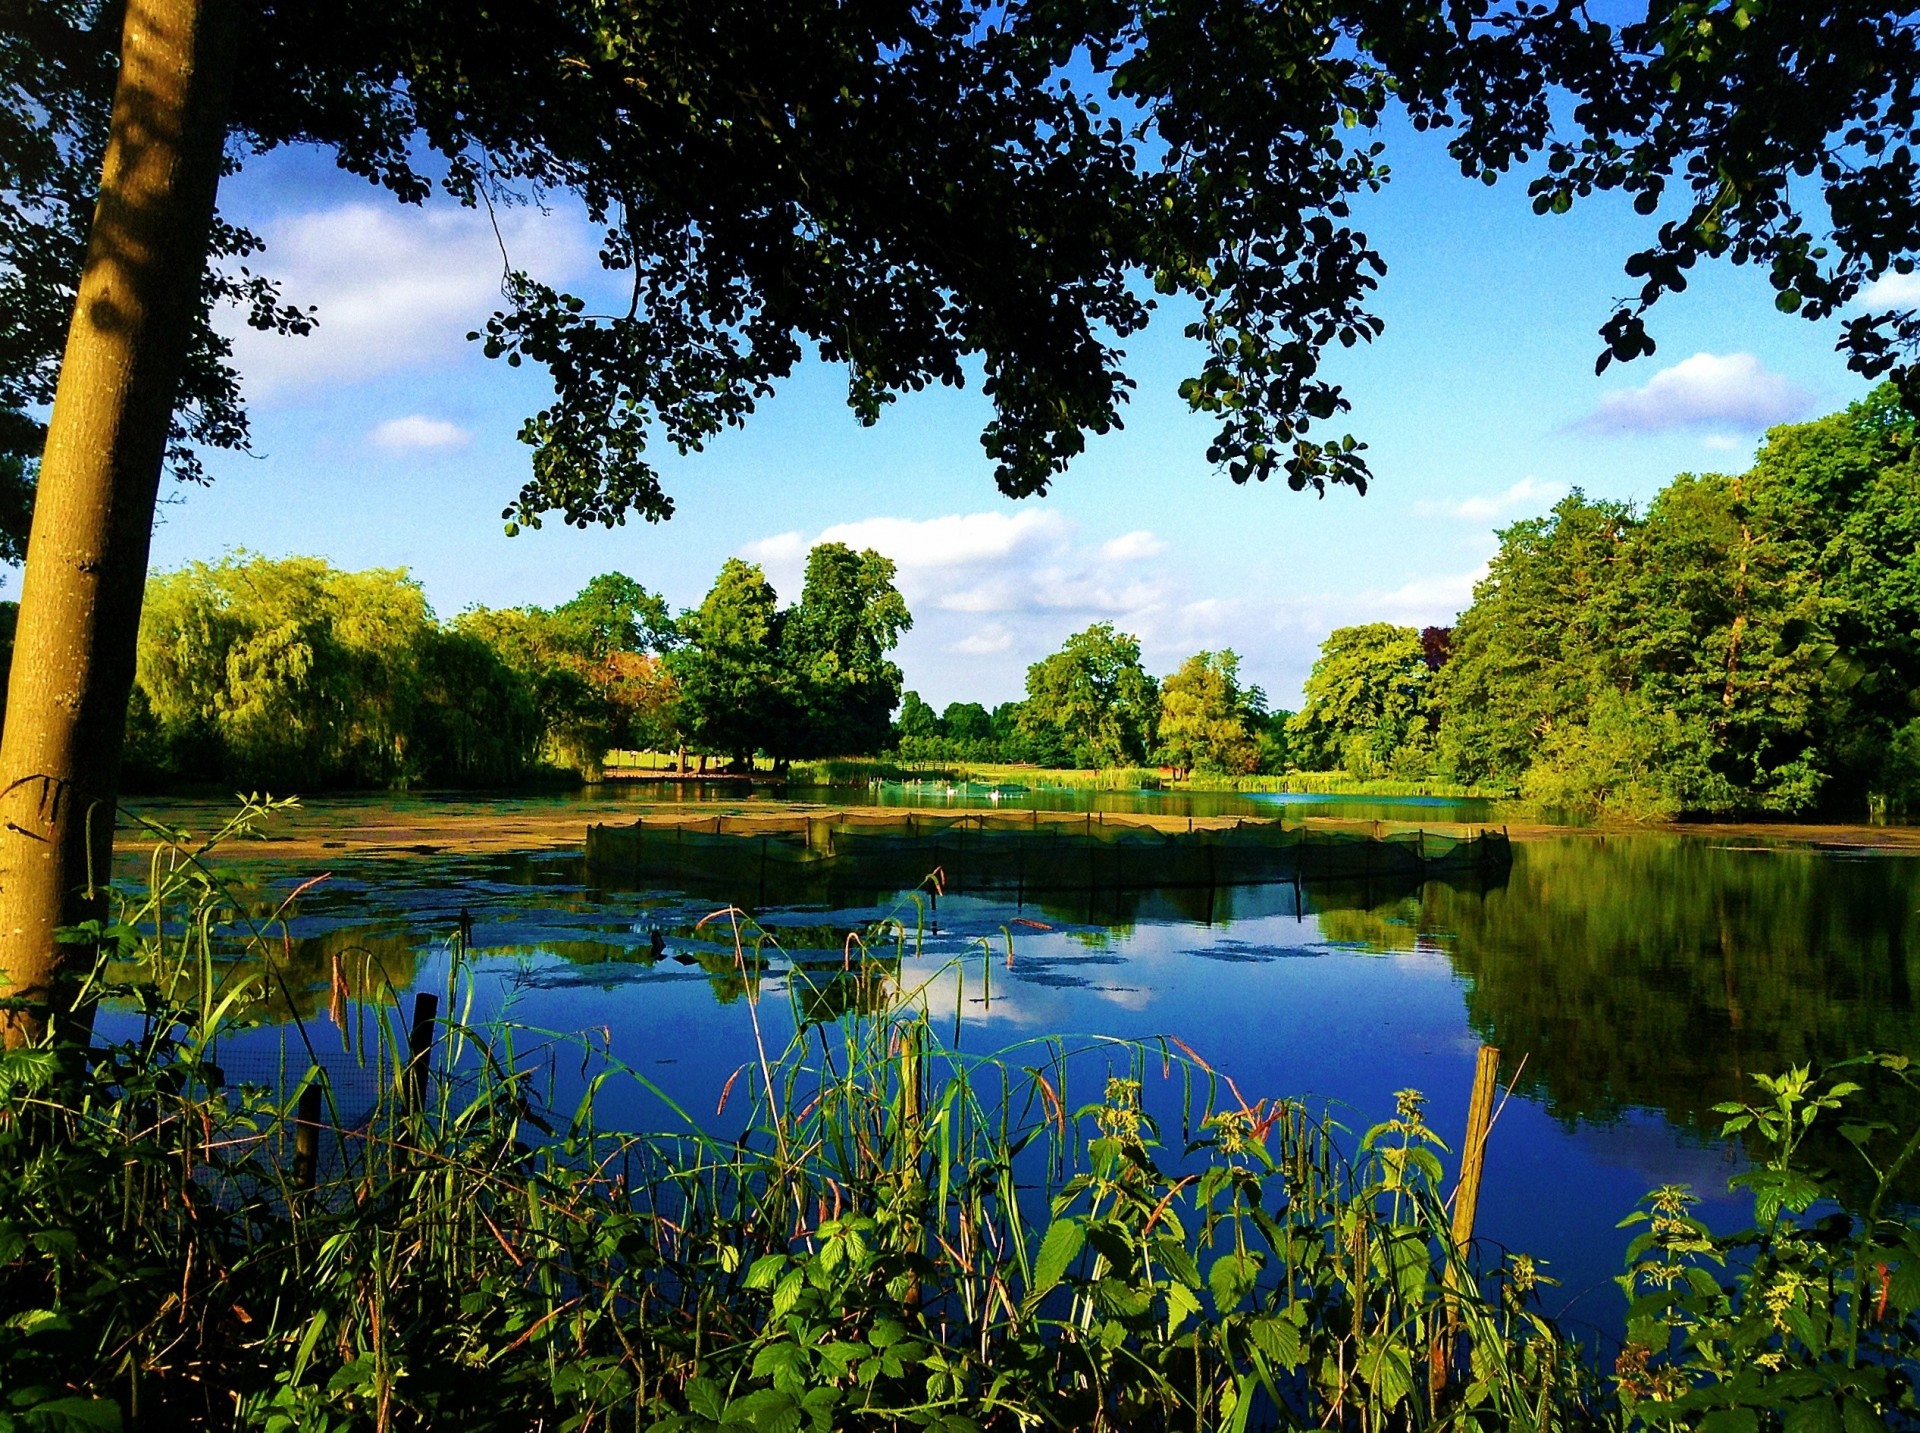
(616, 751, 1515, 799)
(4, 800, 1917, 1429)
(1177, 772, 1518, 799)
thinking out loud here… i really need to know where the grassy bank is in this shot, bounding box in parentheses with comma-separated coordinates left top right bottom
(5, 803, 1917, 1429)
(607, 751, 1516, 799)
(1178, 772, 1516, 798)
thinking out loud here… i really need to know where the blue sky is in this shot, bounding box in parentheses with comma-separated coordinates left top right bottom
(114, 116, 1892, 710)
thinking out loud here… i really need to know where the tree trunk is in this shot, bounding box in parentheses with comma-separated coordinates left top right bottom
(0, 0, 235, 1048)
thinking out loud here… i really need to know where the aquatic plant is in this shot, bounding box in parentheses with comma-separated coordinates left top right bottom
(1, 803, 1916, 1429)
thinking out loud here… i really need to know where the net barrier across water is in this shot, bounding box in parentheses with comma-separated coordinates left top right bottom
(584, 811, 1512, 901)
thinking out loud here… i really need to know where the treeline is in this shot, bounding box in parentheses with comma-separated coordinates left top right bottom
(117, 543, 908, 789)
(898, 625, 1291, 775)
(1291, 387, 1920, 818)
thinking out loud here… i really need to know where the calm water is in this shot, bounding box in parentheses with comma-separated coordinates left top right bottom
(108, 787, 1920, 1348)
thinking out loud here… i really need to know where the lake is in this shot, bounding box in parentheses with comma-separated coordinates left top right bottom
(108, 784, 1920, 1350)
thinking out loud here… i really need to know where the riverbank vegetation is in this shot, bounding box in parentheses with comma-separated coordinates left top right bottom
(4, 809, 1917, 1429)
(1282, 389, 1920, 820)
(50, 385, 1920, 821)
(898, 631, 1292, 778)
(108, 542, 908, 789)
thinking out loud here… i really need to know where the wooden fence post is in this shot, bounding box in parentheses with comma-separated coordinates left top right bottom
(406, 991, 439, 1112)
(293, 1075, 324, 1192)
(1432, 1044, 1501, 1405)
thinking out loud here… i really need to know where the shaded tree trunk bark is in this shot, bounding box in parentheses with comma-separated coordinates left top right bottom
(0, 0, 235, 1047)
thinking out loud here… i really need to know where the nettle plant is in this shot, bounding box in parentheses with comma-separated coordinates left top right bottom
(1616, 1059, 1920, 1432)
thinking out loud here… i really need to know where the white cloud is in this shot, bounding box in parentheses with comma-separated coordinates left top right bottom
(950, 625, 1014, 655)
(740, 514, 1496, 710)
(218, 201, 593, 399)
(1099, 530, 1168, 562)
(1855, 272, 1920, 309)
(369, 414, 471, 451)
(1574, 351, 1812, 434)
(1414, 475, 1564, 521)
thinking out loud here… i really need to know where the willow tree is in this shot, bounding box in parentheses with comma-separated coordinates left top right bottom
(0, 0, 1502, 1041)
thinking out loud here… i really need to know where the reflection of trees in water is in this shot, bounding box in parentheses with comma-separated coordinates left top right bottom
(1423, 837, 1920, 1199)
(790, 955, 904, 1023)
(1314, 893, 1424, 953)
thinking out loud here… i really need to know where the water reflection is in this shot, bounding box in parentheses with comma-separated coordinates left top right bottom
(102, 817, 1920, 1336)
(1428, 836, 1920, 1202)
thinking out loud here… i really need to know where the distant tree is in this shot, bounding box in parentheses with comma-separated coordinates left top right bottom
(671, 560, 787, 770)
(132, 554, 506, 787)
(1432, 494, 1639, 790)
(1019, 624, 1159, 768)
(989, 702, 1032, 763)
(411, 629, 542, 786)
(1419, 626, 1452, 672)
(453, 571, 674, 775)
(780, 544, 911, 759)
(896, 691, 941, 746)
(1157, 650, 1259, 777)
(941, 702, 994, 747)
(601, 651, 683, 757)
(1290, 623, 1433, 780)
(549, 573, 676, 660)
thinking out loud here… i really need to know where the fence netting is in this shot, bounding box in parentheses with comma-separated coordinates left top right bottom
(585, 811, 1510, 900)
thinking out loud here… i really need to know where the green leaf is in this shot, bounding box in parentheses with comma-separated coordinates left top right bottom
(1026, 1217, 1084, 1307)
(1209, 1250, 1262, 1313)
(1841, 1397, 1889, 1433)
(728, 1389, 801, 1433)
(744, 1254, 786, 1290)
(1165, 1281, 1202, 1336)
(1248, 1314, 1305, 1370)
(14, 1398, 122, 1432)
(1784, 1399, 1845, 1433)
(686, 1377, 726, 1422)
(1357, 1342, 1413, 1409)
(752, 1342, 807, 1385)
(1699, 1412, 1760, 1433)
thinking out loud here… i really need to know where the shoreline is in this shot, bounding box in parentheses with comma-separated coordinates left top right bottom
(108, 793, 1920, 865)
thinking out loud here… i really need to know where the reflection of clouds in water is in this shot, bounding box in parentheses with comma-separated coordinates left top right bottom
(1572, 1115, 1745, 1204)
(903, 947, 1158, 1031)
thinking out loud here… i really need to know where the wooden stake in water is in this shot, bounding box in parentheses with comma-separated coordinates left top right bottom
(293, 1076, 323, 1192)
(406, 992, 439, 1112)
(1452, 1044, 1500, 1251)
(1432, 1044, 1501, 1404)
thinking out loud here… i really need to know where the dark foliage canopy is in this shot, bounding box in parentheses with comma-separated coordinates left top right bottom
(0, 0, 1531, 559)
(1444, 2, 1920, 394)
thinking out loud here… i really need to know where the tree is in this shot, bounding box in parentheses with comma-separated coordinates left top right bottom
(1289, 623, 1432, 780)
(896, 691, 940, 746)
(941, 702, 993, 747)
(779, 544, 911, 760)
(1425, 390, 1920, 816)
(671, 560, 786, 771)
(1432, 494, 1639, 789)
(128, 554, 531, 788)
(454, 572, 673, 776)
(548, 573, 675, 661)
(1019, 624, 1159, 768)
(5, 0, 1487, 1040)
(1156, 650, 1259, 777)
